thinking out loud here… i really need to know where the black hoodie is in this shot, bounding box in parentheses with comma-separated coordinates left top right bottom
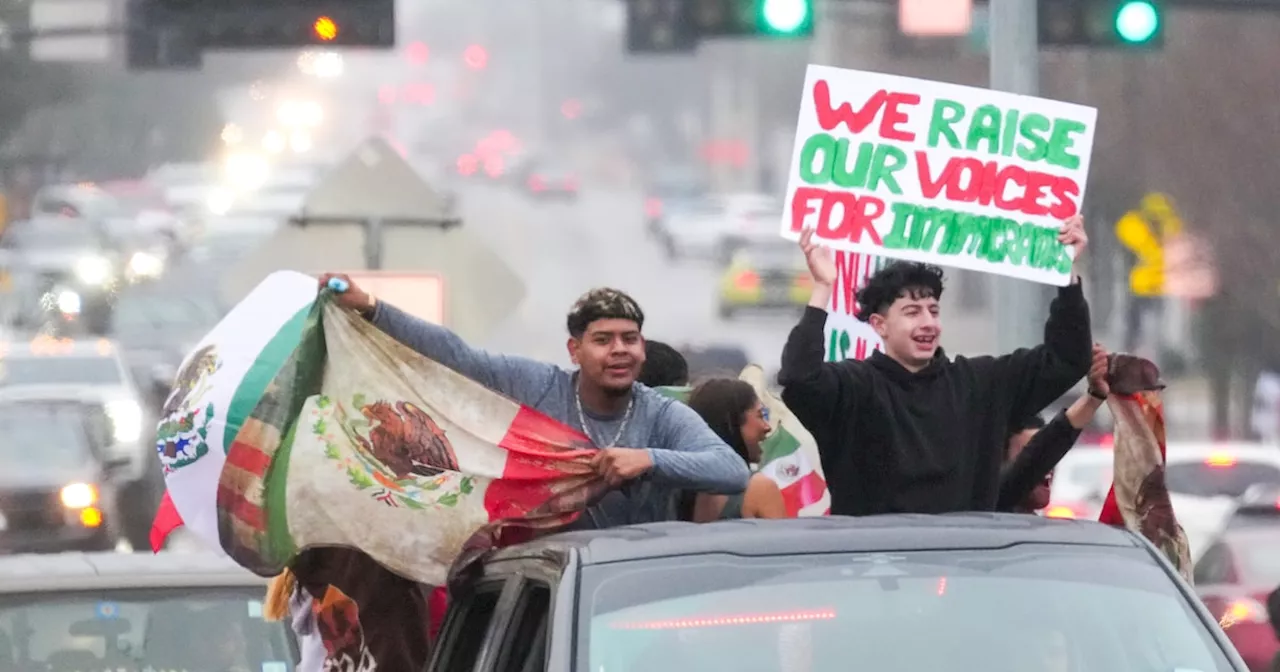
(779, 282, 1092, 516)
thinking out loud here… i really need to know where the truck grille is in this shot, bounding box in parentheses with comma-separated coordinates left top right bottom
(0, 491, 63, 532)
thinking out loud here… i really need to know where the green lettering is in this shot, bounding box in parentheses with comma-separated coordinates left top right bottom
(799, 133, 836, 185)
(831, 139, 873, 189)
(1030, 226, 1056, 268)
(867, 144, 907, 195)
(882, 202, 916, 250)
(1046, 118, 1086, 170)
(920, 209, 956, 254)
(1015, 113, 1051, 163)
(1056, 244, 1074, 275)
(1004, 221, 1037, 266)
(964, 104, 1002, 155)
(927, 99, 965, 149)
(907, 207, 932, 250)
(1000, 108, 1020, 157)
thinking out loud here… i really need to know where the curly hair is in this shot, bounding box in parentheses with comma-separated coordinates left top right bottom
(854, 261, 945, 322)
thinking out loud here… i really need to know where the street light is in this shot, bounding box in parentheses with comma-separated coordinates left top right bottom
(1115, 0, 1159, 44)
(313, 16, 339, 42)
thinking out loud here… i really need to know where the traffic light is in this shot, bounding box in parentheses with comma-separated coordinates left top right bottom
(128, 0, 395, 52)
(625, 0, 697, 53)
(125, 0, 203, 70)
(693, 0, 814, 38)
(1038, 0, 1163, 49)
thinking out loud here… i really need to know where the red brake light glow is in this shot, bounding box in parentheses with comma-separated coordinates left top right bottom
(644, 198, 662, 218)
(735, 270, 759, 290)
(609, 608, 836, 631)
(528, 175, 545, 191)
(1221, 598, 1269, 628)
(1205, 452, 1237, 468)
(1044, 504, 1079, 519)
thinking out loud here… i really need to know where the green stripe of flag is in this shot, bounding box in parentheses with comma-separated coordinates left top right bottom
(760, 424, 802, 465)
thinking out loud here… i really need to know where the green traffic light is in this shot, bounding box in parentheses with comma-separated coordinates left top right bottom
(1115, 0, 1159, 44)
(761, 0, 810, 35)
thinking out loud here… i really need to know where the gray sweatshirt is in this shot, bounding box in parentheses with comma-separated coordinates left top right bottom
(370, 302, 750, 528)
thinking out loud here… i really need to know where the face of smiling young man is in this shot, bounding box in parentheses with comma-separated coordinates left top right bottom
(869, 286, 942, 372)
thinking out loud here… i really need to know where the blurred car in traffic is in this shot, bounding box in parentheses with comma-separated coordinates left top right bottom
(0, 400, 125, 553)
(0, 217, 124, 334)
(680, 344, 750, 380)
(643, 167, 710, 239)
(661, 193, 783, 262)
(0, 336, 155, 549)
(0, 551, 294, 670)
(109, 285, 225, 412)
(1047, 443, 1280, 522)
(520, 160, 580, 201)
(1194, 486, 1280, 671)
(717, 242, 811, 319)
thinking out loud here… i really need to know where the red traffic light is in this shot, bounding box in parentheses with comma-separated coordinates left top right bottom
(313, 16, 339, 41)
(463, 44, 488, 69)
(561, 99, 582, 120)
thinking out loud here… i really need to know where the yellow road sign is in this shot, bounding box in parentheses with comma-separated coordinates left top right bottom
(1115, 192, 1186, 297)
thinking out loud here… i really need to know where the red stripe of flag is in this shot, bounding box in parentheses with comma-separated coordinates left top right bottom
(779, 471, 827, 517)
(224, 442, 272, 476)
(486, 406, 594, 521)
(216, 485, 266, 531)
(149, 490, 184, 553)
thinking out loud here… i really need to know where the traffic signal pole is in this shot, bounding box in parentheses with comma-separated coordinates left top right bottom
(988, 0, 1049, 353)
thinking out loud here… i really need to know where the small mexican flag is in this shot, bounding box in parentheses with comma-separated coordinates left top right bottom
(738, 366, 830, 517)
(154, 271, 317, 550)
(217, 290, 606, 585)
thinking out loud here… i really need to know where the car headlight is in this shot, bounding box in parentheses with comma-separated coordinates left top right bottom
(74, 256, 113, 286)
(60, 482, 98, 509)
(105, 400, 143, 444)
(207, 189, 234, 215)
(56, 290, 81, 314)
(129, 251, 164, 278)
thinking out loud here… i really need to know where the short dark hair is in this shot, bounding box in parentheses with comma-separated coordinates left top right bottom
(855, 261, 945, 322)
(566, 288, 644, 338)
(639, 340, 688, 387)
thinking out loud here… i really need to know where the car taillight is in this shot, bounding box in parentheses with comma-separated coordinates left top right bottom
(735, 270, 759, 290)
(528, 175, 545, 191)
(644, 197, 662, 218)
(1205, 451, 1237, 468)
(1044, 503, 1084, 519)
(484, 156, 504, 178)
(1221, 598, 1269, 628)
(457, 154, 478, 176)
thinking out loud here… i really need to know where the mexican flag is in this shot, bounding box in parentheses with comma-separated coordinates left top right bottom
(153, 271, 317, 550)
(216, 289, 605, 585)
(738, 366, 830, 517)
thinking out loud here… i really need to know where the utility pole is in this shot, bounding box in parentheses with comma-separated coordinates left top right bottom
(988, 0, 1046, 353)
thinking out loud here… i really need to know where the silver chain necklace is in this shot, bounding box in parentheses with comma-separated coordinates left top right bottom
(574, 379, 634, 448)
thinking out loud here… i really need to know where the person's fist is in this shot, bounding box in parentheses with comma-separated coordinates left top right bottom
(589, 448, 653, 488)
(1087, 342, 1110, 398)
(317, 273, 375, 316)
(1058, 215, 1088, 257)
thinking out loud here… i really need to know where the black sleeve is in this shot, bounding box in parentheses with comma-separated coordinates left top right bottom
(995, 282, 1092, 422)
(779, 306, 849, 434)
(997, 410, 1082, 511)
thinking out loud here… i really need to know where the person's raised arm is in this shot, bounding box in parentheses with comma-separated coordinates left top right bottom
(778, 230, 850, 431)
(995, 216, 1093, 422)
(998, 344, 1109, 510)
(318, 273, 557, 404)
(743, 474, 789, 519)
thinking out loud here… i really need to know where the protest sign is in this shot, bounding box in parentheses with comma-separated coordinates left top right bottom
(824, 250, 885, 363)
(781, 65, 1097, 286)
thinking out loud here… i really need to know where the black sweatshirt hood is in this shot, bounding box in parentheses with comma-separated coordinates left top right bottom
(867, 348, 949, 386)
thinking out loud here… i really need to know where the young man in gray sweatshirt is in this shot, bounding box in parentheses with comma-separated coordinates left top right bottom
(318, 275, 750, 529)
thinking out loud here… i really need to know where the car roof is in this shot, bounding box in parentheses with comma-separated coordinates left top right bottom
(491, 514, 1143, 567)
(0, 552, 267, 593)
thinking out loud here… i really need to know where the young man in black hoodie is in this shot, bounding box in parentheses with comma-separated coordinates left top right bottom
(779, 216, 1092, 516)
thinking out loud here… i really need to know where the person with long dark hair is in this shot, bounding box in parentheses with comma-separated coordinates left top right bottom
(680, 378, 787, 521)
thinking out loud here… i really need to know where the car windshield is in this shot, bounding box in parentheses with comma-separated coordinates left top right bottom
(1166, 460, 1280, 498)
(580, 545, 1232, 672)
(5, 222, 99, 250)
(0, 357, 122, 387)
(0, 405, 91, 470)
(0, 588, 294, 671)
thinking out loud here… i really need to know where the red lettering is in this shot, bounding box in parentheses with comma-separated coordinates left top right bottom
(789, 186, 823, 232)
(1047, 178, 1081, 219)
(1020, 171, 1056, 217)
(791, 187, 885, 246)
(834, 252, 858, 316)
(813, 81, 888, 135)
(944, 158, 985, 203)
(854, 337, 868, 360)
(914, 152, 952, 199)
(993, 165, 1028, 211)
(879, 92, 921, 142)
